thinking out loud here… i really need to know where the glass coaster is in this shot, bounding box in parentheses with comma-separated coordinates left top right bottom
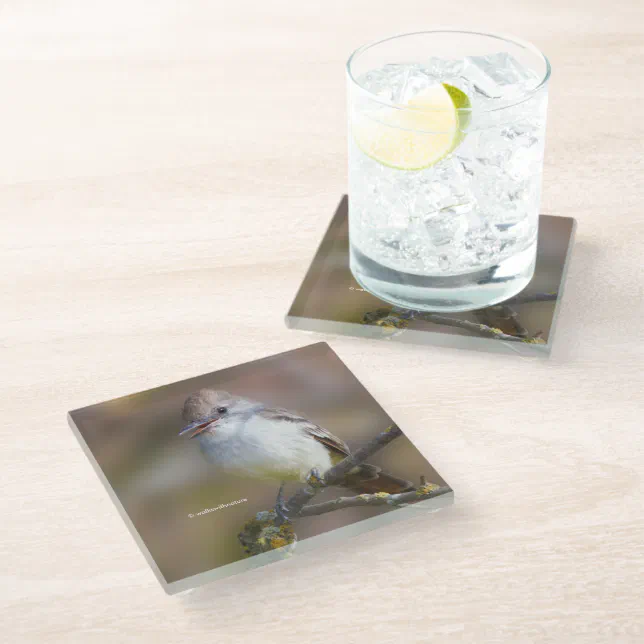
(286, 196, 576, 357)
(68, 343, 452, 594)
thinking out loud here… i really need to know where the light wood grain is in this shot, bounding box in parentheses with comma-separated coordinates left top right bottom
(1, 1, 643, 642)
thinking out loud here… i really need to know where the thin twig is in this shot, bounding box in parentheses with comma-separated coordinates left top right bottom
(282, 475, 324, 518)
(490, 304, 529, 338)
(418, 313, 526, 342)
(363, 307, 543, 343)
(284, 425, 404, 516)
(325, 425, 403, 485)
(473, 307, 495, 331)
(299, 484, 451, 517)
(506, 291, 558, 306)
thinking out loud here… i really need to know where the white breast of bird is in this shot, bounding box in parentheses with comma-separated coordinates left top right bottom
(196, 411, 334, 482)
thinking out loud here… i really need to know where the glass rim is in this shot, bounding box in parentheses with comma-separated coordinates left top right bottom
(346, 29, 551, 114)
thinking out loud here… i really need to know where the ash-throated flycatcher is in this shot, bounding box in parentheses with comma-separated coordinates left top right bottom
(179, 389, 412, 494)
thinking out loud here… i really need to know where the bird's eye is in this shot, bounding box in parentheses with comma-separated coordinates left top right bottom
(216, 406, 227, 414)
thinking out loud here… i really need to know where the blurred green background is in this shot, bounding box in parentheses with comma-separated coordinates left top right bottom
(71, 343, 445, 584)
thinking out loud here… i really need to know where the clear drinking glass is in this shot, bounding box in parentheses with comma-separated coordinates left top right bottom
(347, 30, 550, 312)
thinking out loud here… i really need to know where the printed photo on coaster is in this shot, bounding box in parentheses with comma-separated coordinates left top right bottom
(286, 196, 576, 357)
(68, 343, 452, 594)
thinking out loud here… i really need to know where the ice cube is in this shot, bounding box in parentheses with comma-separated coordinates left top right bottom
(359, 64, 411, 101)
(506, 146, 542, 180)
(501, 124, 539, 145)
(430, 158, 473, 208)
(457, 155, 476, 177)
(440, 201, 475, 217)
(463, 52, 539, 101)
(422, 208, 468, 247)
(376, 228, 404, 255)
(398, 230, 429, 263)
(423, 57, 465, 80)
(467, 52, 538, 87)
(387, 197, 413, 230)
(438, 254, 451, 271)
(427, 180, 455, 207)
(408, 193, 436, 218)
(397, 66, 437, 104)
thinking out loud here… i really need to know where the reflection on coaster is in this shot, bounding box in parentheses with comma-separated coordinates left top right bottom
(286, 196, 576, 357)
(68, 343, 452, 594)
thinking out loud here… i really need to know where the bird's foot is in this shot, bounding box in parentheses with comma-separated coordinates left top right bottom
(305, 467, 326, 489)
(274, 483, 291, 524)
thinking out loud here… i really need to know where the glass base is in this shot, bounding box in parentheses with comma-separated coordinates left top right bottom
(350, 242, 537, 312)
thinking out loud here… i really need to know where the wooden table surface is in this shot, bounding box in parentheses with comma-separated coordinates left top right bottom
(2, 1, 643, 642)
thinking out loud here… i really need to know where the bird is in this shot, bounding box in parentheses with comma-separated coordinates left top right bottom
(178, 389, 413, 500)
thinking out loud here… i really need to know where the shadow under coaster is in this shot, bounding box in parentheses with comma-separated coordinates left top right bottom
(286, 196, 576, 358)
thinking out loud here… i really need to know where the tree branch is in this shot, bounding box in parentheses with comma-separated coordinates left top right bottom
(284, 425, 403, 517)
(325, 425, 403, 485)
(299, 483, 451, 517)
(238, 425, 448, 556)
(362, 306, 547, 344)
(418, 313, 528, 342)
(506, 291, 558, 306)
(490, 304, 529, 338)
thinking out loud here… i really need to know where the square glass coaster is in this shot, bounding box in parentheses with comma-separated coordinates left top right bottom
(68, 343, 452, 594)
(286, 196, 576, 357)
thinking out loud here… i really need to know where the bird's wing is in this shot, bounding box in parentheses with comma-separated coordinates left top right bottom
(258, 407, 350, 457)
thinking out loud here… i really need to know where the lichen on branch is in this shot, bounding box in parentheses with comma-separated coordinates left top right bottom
(299, 482, 449, 517)
(361, 296, 556, 345)
(237, 424, 449, 557)
(238, 510, 296, 557)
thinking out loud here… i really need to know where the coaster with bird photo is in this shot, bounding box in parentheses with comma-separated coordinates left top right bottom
(68, 342, 453, 594)
(286, 196, 576, 357)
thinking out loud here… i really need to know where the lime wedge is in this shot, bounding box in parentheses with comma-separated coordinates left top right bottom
(353, 83, 470, 170)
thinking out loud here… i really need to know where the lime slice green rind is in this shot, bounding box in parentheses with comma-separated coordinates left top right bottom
(353, 82, 471, 170)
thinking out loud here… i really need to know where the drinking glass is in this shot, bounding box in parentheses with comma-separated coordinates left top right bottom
(347, 30, 550, 311)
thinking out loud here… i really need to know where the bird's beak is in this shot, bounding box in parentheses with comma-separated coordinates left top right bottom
(179, 418, 216, 439)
